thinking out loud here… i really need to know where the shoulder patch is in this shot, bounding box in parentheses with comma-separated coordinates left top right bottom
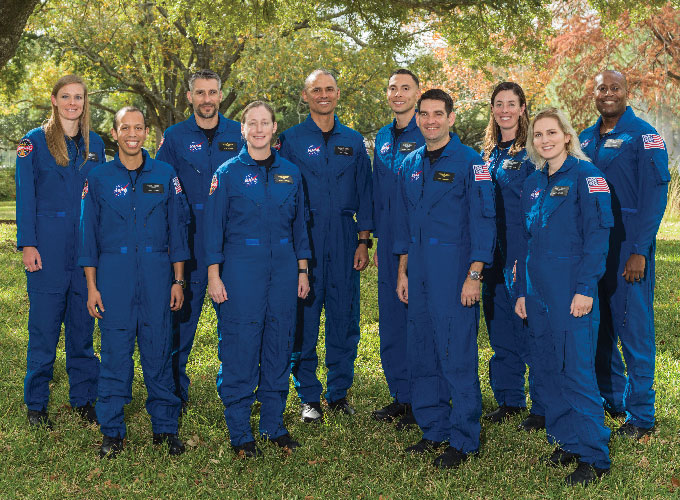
(158, 136, 165, 149)
(81, 180, 88, 199)
(641, 134, 665, 150)
(172, 176, 182, 194)
(586, 176, 610, 193)
(17, 138, 33, 158)
(273, 137, 282, 151)
(209, 174, 218, 195)
(580, 138, 592, 149)
(473, 164, 492, 181)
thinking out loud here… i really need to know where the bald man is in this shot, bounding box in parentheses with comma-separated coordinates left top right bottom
(579, 70, 670, 439)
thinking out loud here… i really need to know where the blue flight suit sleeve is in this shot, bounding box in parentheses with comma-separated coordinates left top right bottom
(515, 177, 532, 299)
(79, 176, 100, 268)
(467, 157, 496, 265)
(293, 172, 312, 261)
(628, 136, 670, 260)
(392, 154, 415, 255)
(203, 170, 228, 266)
(167, 171, 191, 263)
(155, 132, 176, 166)
(574, 167, 614, 298)
(355, 141, 374, 233)
(372, 147, 382, 238)
(15, 135, 38, 249)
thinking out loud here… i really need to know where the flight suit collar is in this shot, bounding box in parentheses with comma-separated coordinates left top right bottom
(391, 113, 419, 134)
(592, 106, 636, 136)
(302, 113, 341, 135)
(187, 113, 229, 134)
(538, 154, 577, 179)
(113, 148, 153, 172)
(236, 145, 282, 170)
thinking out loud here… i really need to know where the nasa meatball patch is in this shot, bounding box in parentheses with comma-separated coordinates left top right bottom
(17, 138, 33, 158)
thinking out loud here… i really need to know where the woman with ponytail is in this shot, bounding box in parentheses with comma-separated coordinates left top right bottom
(16, 74, 105, 428)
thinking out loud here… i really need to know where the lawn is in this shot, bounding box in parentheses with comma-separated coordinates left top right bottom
(0, 200, 16, 221)
(0, 220, 678, 499)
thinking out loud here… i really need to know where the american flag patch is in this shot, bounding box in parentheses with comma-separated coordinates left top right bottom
(172, 176, 182, 194)
(642, 134, 665, 150)
(473, 164, 491, 181)
(586, 176, 610, 193)
(81, 180, 88, 199)
(209, 174, 218, 195)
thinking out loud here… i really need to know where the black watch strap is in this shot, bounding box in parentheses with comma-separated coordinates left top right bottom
(172, 279, 186, 289)
(358, 238, 373, 249)
(298, 268, 309, 275)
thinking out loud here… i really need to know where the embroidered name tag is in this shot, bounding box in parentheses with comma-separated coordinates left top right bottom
(433, 171, 454, 183)
(502, 159, 521, 170)
(334, 145, 353, 156)
(274, 174, 293, 184)
(550, 185, 570, 197)
(143, 183, 164, 194)
(87, 152, 99, 162)
(604, 139, 623, 149)
(219, 142, 237, 152)
(399, 142, 417, 153)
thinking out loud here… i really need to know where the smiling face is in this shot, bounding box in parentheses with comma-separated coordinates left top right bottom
(187, 77, 222, 120)
(302, 73, 339, 117)
(387, 73, 420, 115)
(532, 116, 570, 165)
(416, 99, 455, 149)
(594, 72, 627, 120)
(241, 105, 277, 151)
(51, 83, 85, 125)
(492, 89, 525, 139)
(112, 110, 148, 158)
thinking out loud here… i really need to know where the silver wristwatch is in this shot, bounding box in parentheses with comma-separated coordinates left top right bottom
(468, 270, 481, 281)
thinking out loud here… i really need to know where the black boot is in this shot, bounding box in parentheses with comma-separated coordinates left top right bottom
(268, 433, 300, 451)
(74, 402, 98, 425)
(233, 441, 263, 458)
(405, 438, 448, 454)
(483, 405, 524, 423)
(616, 422, 654, 440)
(99, 435, 124, 459)
(372, 401, 407, 422)
(565, 460, 610, 486)
(433, 446, 468, 469)
(27, 409, 53, 430)
(395, 405, 416, 431)
(327, 397, 356, 415)
(517, 413, 545, 432)
(542, 447, 580, 467)
(153, 433, 186, 456)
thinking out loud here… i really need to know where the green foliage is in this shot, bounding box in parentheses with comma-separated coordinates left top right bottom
(0, 222, 678, 498)
(0, 170, 16, 202)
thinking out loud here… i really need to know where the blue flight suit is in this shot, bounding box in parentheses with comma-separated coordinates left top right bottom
(156, 114, 243, 403)
(580, 107, 669, 429)
(16, 127, 104, 412)
(204, 147, 311, 445)
(278, 114, 373, 404)
(372, 115, 424, 404)
(482, 144, 543, 414)
(393, 134, 496, 453)
(517, 155, 613, 469)
(79, 150, 190, 438)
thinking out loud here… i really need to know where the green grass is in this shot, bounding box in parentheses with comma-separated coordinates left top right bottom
(0, 200, 16, 220)
(0, 222, 678, 499)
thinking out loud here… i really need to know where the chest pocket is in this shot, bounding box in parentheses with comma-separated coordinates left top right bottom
(332, 146, 356, 179)
(598, 134, 633, 172)
(271, 174, 297, 207)
(139, 185, 168, 220)
(426, 168, 461, 211)
(540, 181, 574, 226)
(404, 168, 425, 208)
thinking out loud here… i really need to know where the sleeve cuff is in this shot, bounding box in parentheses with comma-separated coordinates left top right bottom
(630, 243, 652, 260)
(170, 250, 191, 264)
(78, 257, 99, 268)
(575, 283, 595, 298)
(357, 221, 374, 233)
(205, 253, 225, 266)
(296, 250, 312, 260)
(470, 250, 493, 266)
(392, 240, 409, 255)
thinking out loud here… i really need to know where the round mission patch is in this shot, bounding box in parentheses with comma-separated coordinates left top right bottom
(17, 138, 33, 158)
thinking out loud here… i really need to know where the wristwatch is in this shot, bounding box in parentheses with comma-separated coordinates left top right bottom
(298, 268, 309, 275)
(468, 270, 481, 281)
(358, 238, 373, 249)
(172, 279, 186, 289)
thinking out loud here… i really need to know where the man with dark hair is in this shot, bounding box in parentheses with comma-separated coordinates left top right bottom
(371, 69, 423, 428)
(156, 69, 243, 410)
(80, 107, 190, 458)
(579, 70, 670, 439)
(278, 69, 373, 422)
(394, 88, 496, 468)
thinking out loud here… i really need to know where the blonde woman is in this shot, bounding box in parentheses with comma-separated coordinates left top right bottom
(16, 75, 105, 428)
(515, 108, 613, 486)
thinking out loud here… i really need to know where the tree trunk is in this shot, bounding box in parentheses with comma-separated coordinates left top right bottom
(0, 0, 40, 69)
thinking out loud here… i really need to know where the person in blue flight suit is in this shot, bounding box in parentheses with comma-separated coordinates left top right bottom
(480, 82, 544, 432)
(204, 101, 311, 457)
(278, 69, 373, 421)
(371, 69, 424, 429)
(80, 106, 190, 459)
(515, 108, 613, 486)
(156, 69, 243, 410)
(16, 74, 104, 429)
(579, 71, 670, 439)
(394, 89, 496, 469)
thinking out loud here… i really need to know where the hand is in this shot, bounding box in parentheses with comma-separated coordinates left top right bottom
(87, 289, 104, 319)
(461, 277, 481, 307)
(372, 244, 378, 268)
(515, 296, 527, 319)
(622, 254, 646, 283)
(170, 284, 184, 311)
(396, 273, 408, 304)
(570, 293, 593, 317)
(22, 246, 42, 272)
(354, 244, 369, 271)
(208, 275, 228, 303)
(298, 273, 310, 299)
